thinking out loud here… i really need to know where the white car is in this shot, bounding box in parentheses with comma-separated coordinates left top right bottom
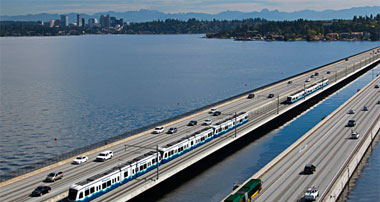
(209, 109, 217, 114)
(152, 126, 164, 134)
(351, 132, 359, 139)
(348, 109, 355, 114)
(305, 78, 311, 82)
(96, 150, 113, 161)
(73, 156, 88, 164)
(304, 186, 319, 201)
(203, 119, 212, 125)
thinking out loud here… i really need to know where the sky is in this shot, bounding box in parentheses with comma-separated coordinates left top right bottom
(0, 0, 379, 16)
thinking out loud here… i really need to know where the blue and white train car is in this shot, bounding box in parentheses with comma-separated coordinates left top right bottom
(67, 167, 122, 202)
(287, 79, 329, 103)
(192, 127, 214, 146)
(133, 151, 162, 177)
(233, 112, 249, 127)
(161, 138, 190, 163)
(212, 119, 234, 137)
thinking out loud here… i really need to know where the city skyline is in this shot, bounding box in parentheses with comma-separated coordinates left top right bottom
(1, 0, 379, 16)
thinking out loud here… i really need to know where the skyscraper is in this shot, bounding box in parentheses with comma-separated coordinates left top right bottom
(88, 18, 96, 27)
(105, 14, 110, 28)
(60, 15, 68, 26)
(77, 14, 82, 27)
(100, 15, 105, 27)
(81, 18, 86, 27)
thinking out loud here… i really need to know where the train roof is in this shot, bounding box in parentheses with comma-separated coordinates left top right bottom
(193, 127, 213, 135)
(133, 151, 158, 161)
(77, 167, 119, 186)
(215, 118, 233, 125)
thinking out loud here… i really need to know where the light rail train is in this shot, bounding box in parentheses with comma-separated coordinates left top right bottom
(287, 79, 328, 103)
(67, 112, 249, 202)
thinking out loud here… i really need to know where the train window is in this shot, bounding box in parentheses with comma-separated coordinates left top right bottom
(112, 179, 114, 183)
(117, 176, 120, 181)
(107, 180, 111, 187)
(79, 192, 83, 199)
(164, 153, 168, 158)
(140, 165, 143, 170)
(85, 189, 89, 196)
(191, 141, 194, 145)
(102, 183, 106, 189)
(153, 159, 156, 164)
(90, 187, 95, 194)
(144, 164, 147, 169)
(124, 171, 129, 177)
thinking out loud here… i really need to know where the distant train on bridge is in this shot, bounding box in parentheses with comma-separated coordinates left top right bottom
(67, 112, 249, 202)
(287, 79, 329, 103)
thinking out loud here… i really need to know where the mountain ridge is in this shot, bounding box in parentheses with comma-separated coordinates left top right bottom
(1, 6, 379, 23)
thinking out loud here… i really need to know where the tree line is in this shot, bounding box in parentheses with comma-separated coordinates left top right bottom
(1, 15, 379, 41)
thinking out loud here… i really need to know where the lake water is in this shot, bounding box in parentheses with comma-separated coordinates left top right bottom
(0, 35, 378, 200)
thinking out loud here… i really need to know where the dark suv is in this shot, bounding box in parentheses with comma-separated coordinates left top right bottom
(347, 120, 356, 127)
(247, 93, 255, 99)
(268, 94, 274, 98)
(31, 185, 51, 196)
(188, 120, 197, 126)
(213, 111, 221, 116)
(304, 164, 316, 174)
(45, 171, 63, 182)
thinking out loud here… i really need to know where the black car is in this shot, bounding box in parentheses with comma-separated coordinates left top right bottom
(347, 120, 356, 127)
(304, 164, 316, 174)
(31, 185, 51, 196)
(326, 71, 331, 74)
(268, 94, 274, 98)
(188, 120, 197, 126)
(247, 93, 255, 99)
(167, 127, 177, 134)
(213, 111, 221, 116)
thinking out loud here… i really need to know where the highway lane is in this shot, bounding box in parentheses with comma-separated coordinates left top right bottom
(254, 74, 380, 202)
(0, 47, 378, 202)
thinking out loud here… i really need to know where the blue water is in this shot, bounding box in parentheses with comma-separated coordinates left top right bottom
(0, 35, 378, 190)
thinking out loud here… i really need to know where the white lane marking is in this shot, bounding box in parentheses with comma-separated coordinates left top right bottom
(299, 144, 308, 153)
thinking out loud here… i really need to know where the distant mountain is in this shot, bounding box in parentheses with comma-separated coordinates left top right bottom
(1, 6, 379, 23)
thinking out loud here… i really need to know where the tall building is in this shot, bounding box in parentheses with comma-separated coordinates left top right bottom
(88, 18, 96, 27)
(77, 14, 82, 27)
(105, 14, 110, 28)
(100, 14, 110, 28)
(81, 18, 86, 27)
(110, 17, 117, 27)
(100, 15, 105, 27)
(60, 15, 68, 26)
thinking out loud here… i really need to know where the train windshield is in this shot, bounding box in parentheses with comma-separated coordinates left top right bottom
(68, 188, 78, 200)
